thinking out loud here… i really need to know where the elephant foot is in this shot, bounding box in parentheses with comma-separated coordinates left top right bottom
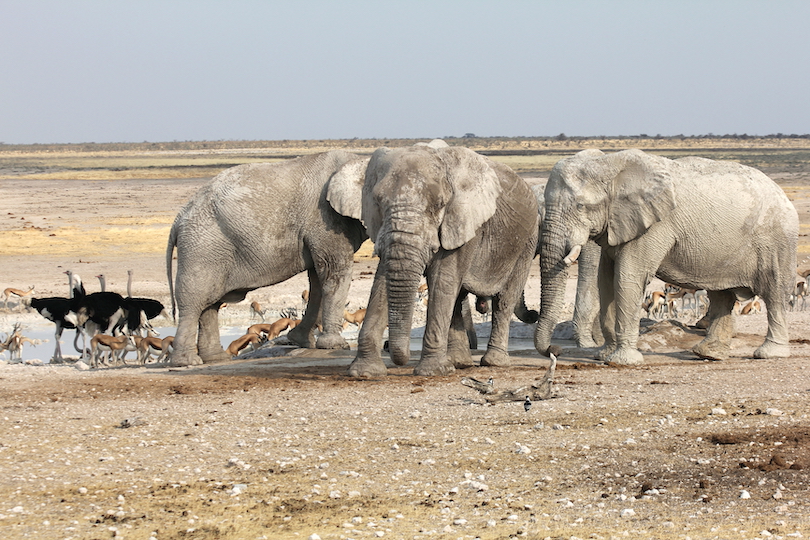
(576, 337, 598, 348)
(448, 345, 474, 369)
(170, 350, 204, 367)
(200, 349, 232, 364)
(754, 339, 790, 359)
(287, 326, 316, 348)
(348, 355, 388, 378)
(480, 348, 511, 367)
(316, 332, 350, 350)
(692, 339, 730, 361)
(604, 346, 645, 365)
(414, 356, 455, 377)
(596, 343, 617, 363)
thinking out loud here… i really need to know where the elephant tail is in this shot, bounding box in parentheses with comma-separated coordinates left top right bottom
(166, 221, 178, 324)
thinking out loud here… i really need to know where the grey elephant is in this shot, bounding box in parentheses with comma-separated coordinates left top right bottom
(535, 148, 798, 365)
(328, 142, 539, 376)
(166, 151, 368, 366)
(531, 183, 602, 348)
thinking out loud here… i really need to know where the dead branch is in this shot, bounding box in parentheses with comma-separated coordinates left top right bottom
(462, 354, 557, 403)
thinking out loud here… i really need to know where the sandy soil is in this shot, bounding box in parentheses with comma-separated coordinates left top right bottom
(0, 166, 809, 539)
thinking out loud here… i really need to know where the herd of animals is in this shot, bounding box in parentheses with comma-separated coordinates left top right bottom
(2, 141, 808, 376)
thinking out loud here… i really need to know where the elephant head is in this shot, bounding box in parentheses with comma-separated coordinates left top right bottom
(535, 148, 676, 355)
(328, 142, 503, 366)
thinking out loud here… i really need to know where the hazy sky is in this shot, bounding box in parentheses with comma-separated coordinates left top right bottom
(2, 1, 808, 144)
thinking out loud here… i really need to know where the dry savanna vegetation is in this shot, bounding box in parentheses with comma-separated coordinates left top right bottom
(0, 137, 809, 540)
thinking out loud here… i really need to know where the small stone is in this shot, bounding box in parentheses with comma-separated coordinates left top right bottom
(740, 490, 751, 499)
(78, 487, 88, 495)
(486, 519, 497, 528)
(773, 489, 783, 500)
(74, 361, 90, 371)
(621, 508, 636, 518)
(308, 534, 322, 540)
(765, 408, 783, 416)
(710, 407, 727, 416)
(453, 518, 467, 525)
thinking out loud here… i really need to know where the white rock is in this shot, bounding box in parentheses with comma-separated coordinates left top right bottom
(515, 444, 531, 455)
(78, 487, 88, 495)
(765, 408, 783, 416)
(740, 490, 751, 499)
(453, 518, 467, 525)
(75, 361, 90, 371)
(710, 407, 727, 416)
(308, 534, 322, 540)
(486, 519, 497, 527)
(773, 489, 783, 500)
(621, 508, 636, 518)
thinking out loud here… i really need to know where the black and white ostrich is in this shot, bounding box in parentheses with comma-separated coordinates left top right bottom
(29, 271, 85, 362)
(65, 271, 130, 359)
(122, 270, 167, 335)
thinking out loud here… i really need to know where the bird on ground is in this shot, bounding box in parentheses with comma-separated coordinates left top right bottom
(488, 377, 494, 386)
(523, 396, 532, 413)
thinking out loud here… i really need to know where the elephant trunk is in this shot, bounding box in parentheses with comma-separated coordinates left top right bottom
(535, 213, 572, 356)
(384, 234, 426, 366)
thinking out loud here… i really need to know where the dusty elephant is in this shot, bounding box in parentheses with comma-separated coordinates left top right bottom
(531, 183, 602, 349)
(166, 151, 368, 366)
(535, 148, 798, 365)
(328, 141, 539, 377)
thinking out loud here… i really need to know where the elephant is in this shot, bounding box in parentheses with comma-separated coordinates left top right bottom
(327, 141, 539, 376)
(166, 150, 368, 366)
(535, 148, 798, 365)
(531, 183, 603, 349)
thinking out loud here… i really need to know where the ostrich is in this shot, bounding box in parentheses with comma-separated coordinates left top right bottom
(30, 271, 84, 362)
(66, 272, 129, 346)
(122, 270, 168, 335)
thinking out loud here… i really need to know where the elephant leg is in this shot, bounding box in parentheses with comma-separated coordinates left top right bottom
(197, 303, 230, 363)
(596, 255, 618, 362)
(461, 295, 478, 350)
(414, 271, 459, 377)
(572, 240, 602, 348)
(692, 290, 736, 360)
(447, 294, 474, 369)
(481, 255, 531, 367)
(314, 257, 352, 350)
(754, 288, 791, 359)
(602, 257, 646, 366)
(348, 269, 389, 377)
(171, 305, 204, 367)
(287, 268, 320, 348)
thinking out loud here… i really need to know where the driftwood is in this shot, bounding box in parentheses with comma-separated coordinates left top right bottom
(461, 354, 557, 403)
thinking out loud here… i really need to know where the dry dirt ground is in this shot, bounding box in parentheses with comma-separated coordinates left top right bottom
(0, 156, 809, 540)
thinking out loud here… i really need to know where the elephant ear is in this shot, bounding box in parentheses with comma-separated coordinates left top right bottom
(606, 149, 676, 246)
(359, 147, 393, 243)
(438, 147, 502, 250)
(326, 157, 370, 223)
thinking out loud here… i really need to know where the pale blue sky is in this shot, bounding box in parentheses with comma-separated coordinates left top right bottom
(2, 1, 808, 144)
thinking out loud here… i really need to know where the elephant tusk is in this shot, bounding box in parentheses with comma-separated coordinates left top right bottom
(563, 245, 582, 266)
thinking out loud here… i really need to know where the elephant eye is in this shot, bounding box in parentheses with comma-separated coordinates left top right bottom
(576, 203, 586, 211)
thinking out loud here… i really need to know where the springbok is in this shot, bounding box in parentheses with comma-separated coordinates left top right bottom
(3, 286, 35, 310)
(89, 334, 136, 368)
(249, 301, 267, 322)
(226, 333, 265, 357)
(246, 317, 294, 340)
